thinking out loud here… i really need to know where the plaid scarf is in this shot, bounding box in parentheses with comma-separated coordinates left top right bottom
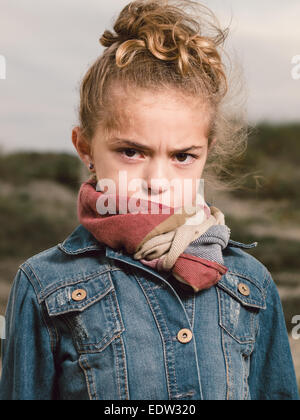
(77, 176, 230, 292)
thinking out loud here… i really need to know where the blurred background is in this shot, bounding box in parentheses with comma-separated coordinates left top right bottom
(0, 0, 299, 391)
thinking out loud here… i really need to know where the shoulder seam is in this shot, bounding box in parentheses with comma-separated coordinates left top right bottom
(14, 266, 57, 357)
(223, 248, 270, 293)
(19, 262, 43, 302)
(262, 268, 275, 296)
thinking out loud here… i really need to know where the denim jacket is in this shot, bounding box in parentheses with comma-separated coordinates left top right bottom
(0, 223, 299, 400)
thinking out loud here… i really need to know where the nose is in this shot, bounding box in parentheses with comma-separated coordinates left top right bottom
(145, 178, 169, 195)
(142, 159, 170, 196)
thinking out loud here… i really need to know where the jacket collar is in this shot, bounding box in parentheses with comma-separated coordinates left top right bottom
(59, 223, 258, 255)
(60, 198, 258, 254)
(58, 224, 264, 309)
(58, 224, 105, 255)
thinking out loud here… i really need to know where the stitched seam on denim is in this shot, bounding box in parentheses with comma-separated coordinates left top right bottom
(76, 328, 125, 353)
(15, 268, 58, 362)
(78, 356, 92, 400)
(137, 275, 176, 397)
(191, 294, 195, 330)
(222, 329, 230, 400)
(25, 273, 58, 362)
(108, 290, 127, 400)
(241, 353, 248, 400)
(217, 283, 265, 309)
(254, 310, 260, 338)
(40, 302, 58, 355)
(60, 293, 124, 353)
(225, 337, 233, 399)
(241, 354, 248, 400)
(112, 338, 121, 399)
(78, 355, 98, 400)
(39, 268, 119, 302)
(19, 264, 42, 299)
(109, 285, 125, 335)
(189, 303, 203, 400)
(262, 269, 273, 298)
(119, 335, 130, 400)
(220, 320, 256, 344)
(218, 289, 257, 343)
(133, 274, 178, 399)
(24, 262, 44, 292)
(85, 357, 98, 400)
(17, 264, 40, 305)
(106, 276, 129, 399)
(219, 289, 234, 399)
(108, 255, 195, 331)
(228, 271, 265, 294)
(110, 336, 129, 400)
(150, 281, 179, 397)
(243, 348, 253, 400)
(217, 287, 229, 400)
(58, 243, 104, 254)
(77, 331, 125, 354)
(105, 289, 125, 353)
(20, 262, 116, 303)
(182, 296, 195, 330)
(46, 284, 114, 315)
(250, 312, 257, 342)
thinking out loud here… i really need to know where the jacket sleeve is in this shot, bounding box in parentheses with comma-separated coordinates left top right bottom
(0, 268, 57, 400)
(248, 270, 300, 400)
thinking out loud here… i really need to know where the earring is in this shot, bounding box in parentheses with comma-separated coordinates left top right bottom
(89, 162, 94, 170)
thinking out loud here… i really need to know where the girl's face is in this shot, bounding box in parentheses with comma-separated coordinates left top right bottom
(73, 89, 215, 210)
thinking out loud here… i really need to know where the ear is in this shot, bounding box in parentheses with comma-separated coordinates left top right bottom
(72, 126, 92, 168)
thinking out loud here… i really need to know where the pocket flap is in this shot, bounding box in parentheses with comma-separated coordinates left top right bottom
(45, 271, 114, 316)
(217, 272, 266, 310)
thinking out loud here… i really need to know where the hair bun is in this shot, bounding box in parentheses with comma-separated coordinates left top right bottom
(100, 0, 228, 88)
(99, 1, 156, 47)
(100, 30, 119, 48)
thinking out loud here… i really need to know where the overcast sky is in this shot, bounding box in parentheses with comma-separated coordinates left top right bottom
(0, 0, 300, 153)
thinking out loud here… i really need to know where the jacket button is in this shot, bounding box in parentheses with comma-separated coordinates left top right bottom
(72, 289, 87, 301)
(238, 283, 250, 296)
(177, 328, 193, 344)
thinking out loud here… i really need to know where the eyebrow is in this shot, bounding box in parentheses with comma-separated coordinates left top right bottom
(107, 138, 204, 153)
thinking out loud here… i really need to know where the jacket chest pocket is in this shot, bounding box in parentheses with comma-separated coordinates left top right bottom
(216, 272, 266, 346)
(44, 270, 125, 353)
(216, 272, 267, 399)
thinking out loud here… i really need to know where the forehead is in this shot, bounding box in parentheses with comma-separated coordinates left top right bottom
(111, 83, 209, 111)
(107, 85, 212, 133)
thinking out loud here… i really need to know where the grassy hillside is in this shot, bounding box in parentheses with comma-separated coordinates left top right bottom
(0, 152, 82, 258)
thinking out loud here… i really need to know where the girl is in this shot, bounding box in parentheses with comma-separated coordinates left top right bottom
(0, 0, 299, 400)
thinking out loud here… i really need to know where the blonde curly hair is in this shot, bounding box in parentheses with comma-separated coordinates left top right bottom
(77, 0, 249, 197)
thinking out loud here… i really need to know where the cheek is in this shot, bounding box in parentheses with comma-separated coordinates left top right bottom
(173, 164, 206, 207)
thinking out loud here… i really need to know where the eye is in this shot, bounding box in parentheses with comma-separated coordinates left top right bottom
(118, 148, 144, 160)
(174, 153, 197, 165)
